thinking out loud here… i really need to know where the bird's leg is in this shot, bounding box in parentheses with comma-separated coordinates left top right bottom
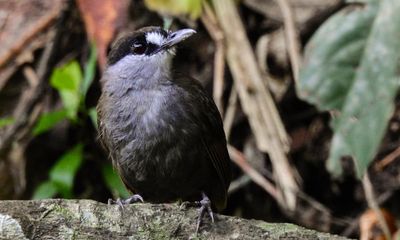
(195, 192, 215, 233)
(108, 194, 144, 209)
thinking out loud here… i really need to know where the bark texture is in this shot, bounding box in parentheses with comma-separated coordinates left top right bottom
(0, 199, 349, 239)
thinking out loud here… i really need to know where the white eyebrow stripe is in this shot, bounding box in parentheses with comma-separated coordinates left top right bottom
(146, 32, 165, 45)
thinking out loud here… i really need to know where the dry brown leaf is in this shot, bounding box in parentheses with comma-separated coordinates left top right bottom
(76, 0, 129, 70)
(360, 208, 397, 240)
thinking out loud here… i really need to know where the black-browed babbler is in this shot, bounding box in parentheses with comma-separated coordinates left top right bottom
(97, 26, 231, 230)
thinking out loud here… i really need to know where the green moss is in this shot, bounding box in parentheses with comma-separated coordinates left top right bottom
(257, 222, 347, 240)
(51, 204, 77, 221)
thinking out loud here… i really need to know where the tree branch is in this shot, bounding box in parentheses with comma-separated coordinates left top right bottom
(0, 199, 350, 239)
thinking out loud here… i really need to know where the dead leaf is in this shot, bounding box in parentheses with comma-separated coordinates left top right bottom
(360, 208, 397, 240)
(76, 0, 129, 70)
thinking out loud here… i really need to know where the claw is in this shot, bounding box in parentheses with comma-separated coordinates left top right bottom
(195, 192, 214, 234)
(108, 194, 144, 210)
(124, 194, 144, 204)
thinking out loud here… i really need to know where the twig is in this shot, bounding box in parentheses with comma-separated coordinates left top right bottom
(295, 190, 332, 217)
(0, 66, 18, 91)
(0, 30, 55, 154)
(0, 0, 63, 67)
(255, 34, 270, 74)
(228, 174, 251, 194)
(374, 145, 400, 171)
(223, 87, 238, 139)
(0, 42, 52, 194)
(213, 0, 298, 211)
(273, 0, 302, 83)
(255, 33, 289, 100)
(1, 65, 46, 195)
(228, 145, 282, 204)
(201, 1, 225, 114)
(0, 0, 70, 154)
(0, 3, 11, 40)
(213, 42, 225, 114)
(362, 173, 391, 240)
(0, 30, 50, 92)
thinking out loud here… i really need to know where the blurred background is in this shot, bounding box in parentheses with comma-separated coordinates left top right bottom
(0, 0, 399, 239)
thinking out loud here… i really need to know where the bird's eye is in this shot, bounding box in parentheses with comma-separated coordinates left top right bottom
(131, 42, 147, 55)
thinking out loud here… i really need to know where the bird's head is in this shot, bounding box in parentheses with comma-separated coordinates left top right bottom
(105, 26, 196, 81)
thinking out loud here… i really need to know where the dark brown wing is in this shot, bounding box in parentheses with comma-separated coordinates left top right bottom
(202, 138, 231, 210)
(177, 76, 232, 210)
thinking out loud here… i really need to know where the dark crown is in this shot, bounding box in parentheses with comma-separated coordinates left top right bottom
(107, 27, 168, 66)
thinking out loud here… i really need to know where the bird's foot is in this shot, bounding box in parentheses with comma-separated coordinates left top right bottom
(108, 194, 144, 209)
(194, 192, 215, 233)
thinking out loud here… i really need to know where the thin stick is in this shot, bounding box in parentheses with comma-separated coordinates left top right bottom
(0, 32, 55, 154)
(228, 145, 282, 204)
(362, 173, 392, 240)
(212, 42, 225, 114)
(228, 174, 251, 194)
(223, 87, 238, 139)
(0, 0, 63, 67)
(273, 0, 302, 84)
(374, 145, 400, 171)
(213, 0, 298, 211)
(201, 1, 225, 114)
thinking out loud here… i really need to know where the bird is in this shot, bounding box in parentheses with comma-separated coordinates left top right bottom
(97, 26, 231, 231)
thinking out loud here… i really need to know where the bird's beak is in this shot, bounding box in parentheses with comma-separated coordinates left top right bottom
(161, 29, 196, 49)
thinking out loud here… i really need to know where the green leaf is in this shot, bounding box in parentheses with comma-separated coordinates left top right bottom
(101, 163, 130, 199)
(60, 91, 80, 120)
(298, 0, 400, 178)
(144, 0, 202, 19)
(298, 2, 379, 110)
(50, 61, 83, 120)
(51, 61, 82, 91)
(49, 144, 84, 198)
(88, 107, 98, 130)
(0, 117, 15, 128)
(32, 181, 58, 199)
(81, 44, 97, 99)
(32, 110, 67, 136)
